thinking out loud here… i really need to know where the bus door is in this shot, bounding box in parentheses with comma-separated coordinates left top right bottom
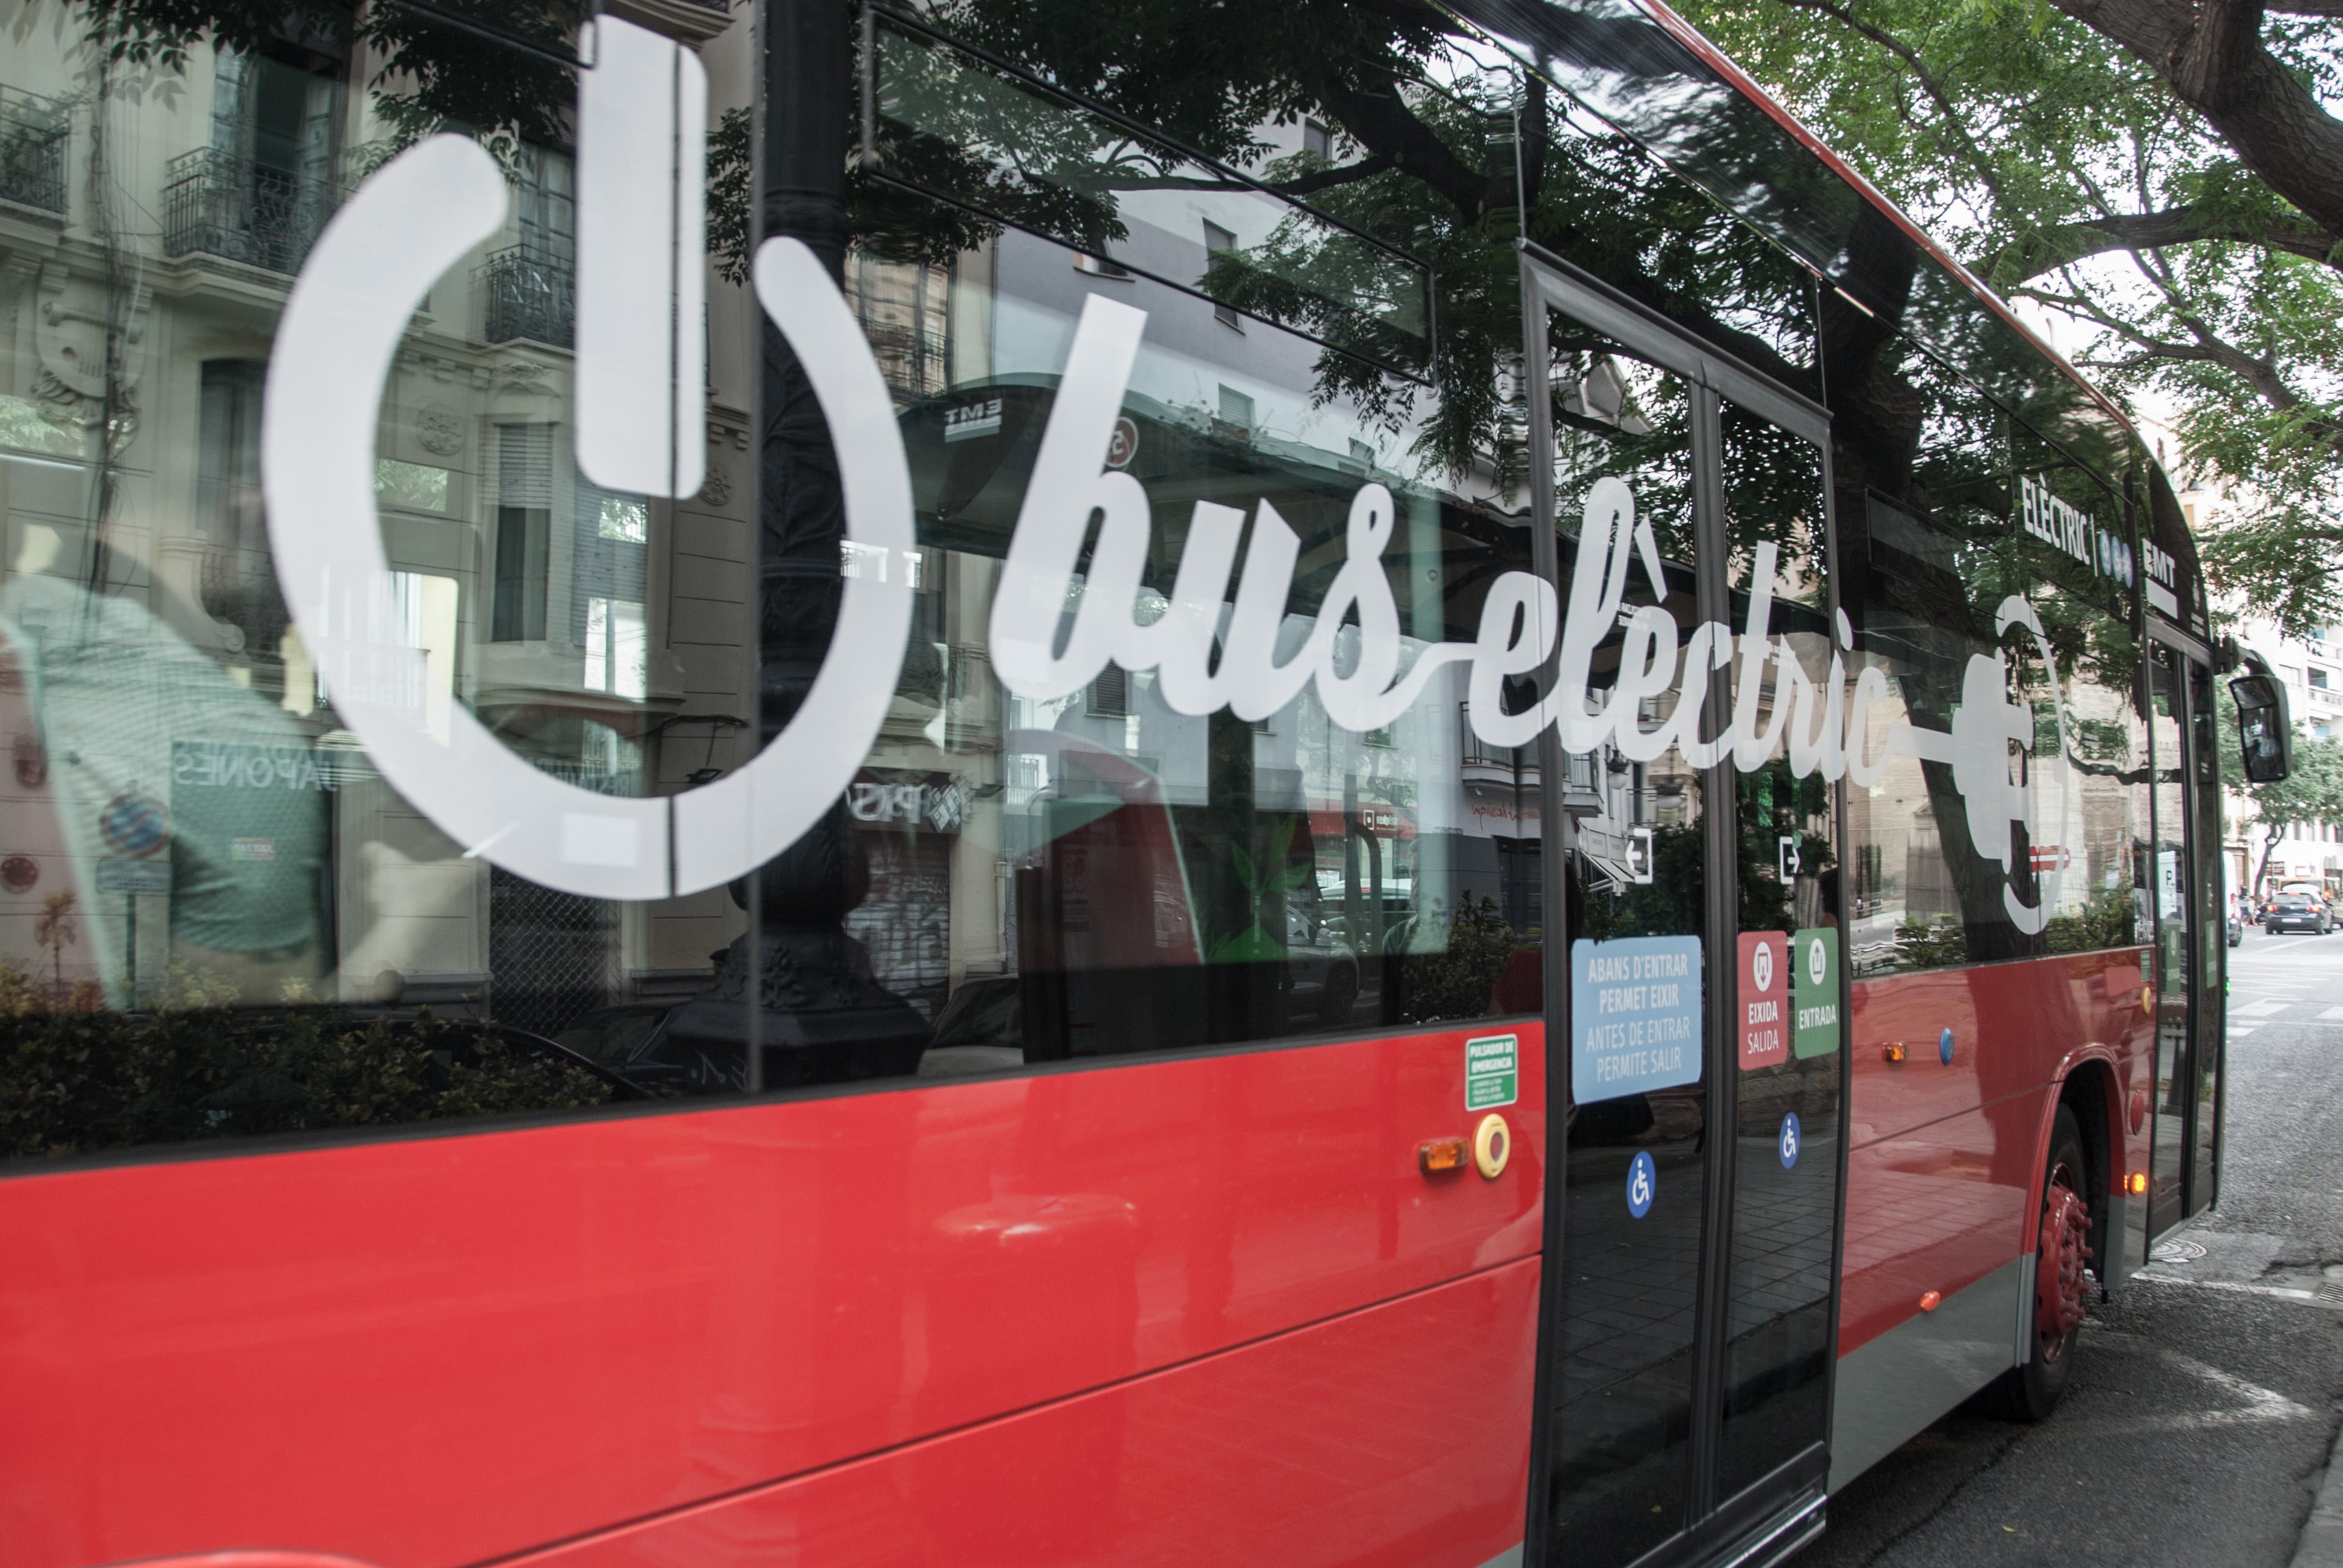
(1522, 250, 1847, 1568)
(2144, 634, 2222, 1238)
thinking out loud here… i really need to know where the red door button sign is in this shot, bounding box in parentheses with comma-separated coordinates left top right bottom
(1738, 930, 1788, 1070)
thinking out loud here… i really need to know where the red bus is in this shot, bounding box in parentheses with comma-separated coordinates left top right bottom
(0, 1, 2240, 1566)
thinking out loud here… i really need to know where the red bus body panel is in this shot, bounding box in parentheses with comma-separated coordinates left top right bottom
(514, 1259, 1540, 1568)
(0, 1024, 1541, 1568)
(1840, 950, 2152, 1355)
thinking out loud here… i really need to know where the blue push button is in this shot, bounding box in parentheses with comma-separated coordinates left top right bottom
(1939, 1027, 1955, 1065)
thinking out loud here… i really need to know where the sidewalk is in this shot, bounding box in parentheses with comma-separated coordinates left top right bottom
(2293, 1408, 2343, 1568)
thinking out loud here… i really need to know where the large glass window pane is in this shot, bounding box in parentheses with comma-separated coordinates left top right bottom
(1545, 301, 1706, 1568)
(0, 11, 1542, 1163)
(2188, 656, 2221, 1207)
(2148, 647, 2189, 1231)
(1717, 399, 1838, 1497)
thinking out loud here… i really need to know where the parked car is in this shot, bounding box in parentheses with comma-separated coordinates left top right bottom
(554, 1003, 706, 1096)
(2266, 893, 2334, 935)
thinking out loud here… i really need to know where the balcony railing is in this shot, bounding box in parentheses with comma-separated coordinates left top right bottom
(480, 246, 574, 348)
(163, 149, 338, 274)
(0, 87, 68, 214)
(1459, 702, 1539, 780)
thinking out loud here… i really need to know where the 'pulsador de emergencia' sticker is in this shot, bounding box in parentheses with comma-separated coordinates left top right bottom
(1465, 1033, 1518, 1110)
(1571, 935, 1702, 1104)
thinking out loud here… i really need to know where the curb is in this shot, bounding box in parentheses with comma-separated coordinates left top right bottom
(2293, 1408, 2343, 1568)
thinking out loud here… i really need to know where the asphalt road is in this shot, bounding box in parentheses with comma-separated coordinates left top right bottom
(1799, 925, 2343, 1568)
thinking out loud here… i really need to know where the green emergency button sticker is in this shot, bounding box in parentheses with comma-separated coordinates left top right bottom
(1792, 928, 1841, 1059)
(1466, 1033, 1519, 1110)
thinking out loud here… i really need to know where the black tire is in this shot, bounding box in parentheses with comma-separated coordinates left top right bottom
(1987, 1105, 2091, 1422)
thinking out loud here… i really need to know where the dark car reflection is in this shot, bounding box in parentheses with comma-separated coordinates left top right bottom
(2266, 893, 2333, 935)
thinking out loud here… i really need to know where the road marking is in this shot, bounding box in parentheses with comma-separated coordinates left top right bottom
(2237, 1000, 2291, 1016)
(2045, 1327, 2324, 1436)
(2231, 1025, 2259, 1036)
(2319, 1006, 2343, 1021)
(2131, 1272, 2324, 1304)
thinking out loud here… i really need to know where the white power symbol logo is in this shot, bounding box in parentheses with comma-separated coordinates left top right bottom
(260, 18, 914, 900)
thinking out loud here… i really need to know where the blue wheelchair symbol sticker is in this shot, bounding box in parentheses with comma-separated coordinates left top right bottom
(1626, 1149, 1657, 1218)
(1779, 1112, 1801, 1169)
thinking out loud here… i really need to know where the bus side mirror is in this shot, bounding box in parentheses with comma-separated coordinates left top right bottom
(2232, 671, 2292, 783)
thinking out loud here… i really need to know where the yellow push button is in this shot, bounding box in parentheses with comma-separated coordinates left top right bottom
(1473, 1112, 1512, 1180)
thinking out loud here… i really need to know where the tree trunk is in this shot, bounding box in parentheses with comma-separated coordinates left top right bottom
(2052, 0, 2343, 238)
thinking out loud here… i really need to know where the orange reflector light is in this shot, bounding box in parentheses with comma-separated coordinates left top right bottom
(1919, 1290, 1942, 1312)
(1883, 1042, 1907, 1063)
(1419, 1138, 1469, 1174)
(2127, 1172, 2148, 1195)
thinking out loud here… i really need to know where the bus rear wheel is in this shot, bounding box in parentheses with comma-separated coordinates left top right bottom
(1989, 1103, 2093, 1422)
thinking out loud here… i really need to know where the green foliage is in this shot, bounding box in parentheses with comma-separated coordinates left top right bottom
(1573, 823, 1704, 944)
(708, 105, 753, 287)
(1893, 913, 1969, 969)
(2220, 664, 2339, 894)
(1668, 0, 2343, 635)
(2042, 883, 2135, 954)
(1395, 893, 1529, 1025)
(0, 965, 614, 1161)
(832, 0, 1816, 488)
(2239, 728, 2343, 888)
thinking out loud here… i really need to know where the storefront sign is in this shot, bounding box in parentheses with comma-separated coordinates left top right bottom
(96, 858, 171, 895)
(1738, 931, 1788, 1070)
(1792, 927, 1840, 1059)
(173, 739, 335, 792)
(945, 395, 1004, 443)
(1571, 935, 1701, 1104)
(847, 772, 964, 834)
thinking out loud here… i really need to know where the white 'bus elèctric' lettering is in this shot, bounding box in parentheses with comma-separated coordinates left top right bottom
(263, 28, 2079, 929)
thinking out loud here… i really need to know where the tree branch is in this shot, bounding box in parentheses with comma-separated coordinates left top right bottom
(1984, 205, 2340, 284)
(1312, 74, 1489, 221)
(2048, 273, 2342, 448)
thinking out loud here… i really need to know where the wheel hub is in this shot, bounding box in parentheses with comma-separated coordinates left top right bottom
(2035, 1172, 2094, 1357)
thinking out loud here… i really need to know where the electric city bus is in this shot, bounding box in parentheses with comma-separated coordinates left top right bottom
(0, 0, 2238, 1564)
